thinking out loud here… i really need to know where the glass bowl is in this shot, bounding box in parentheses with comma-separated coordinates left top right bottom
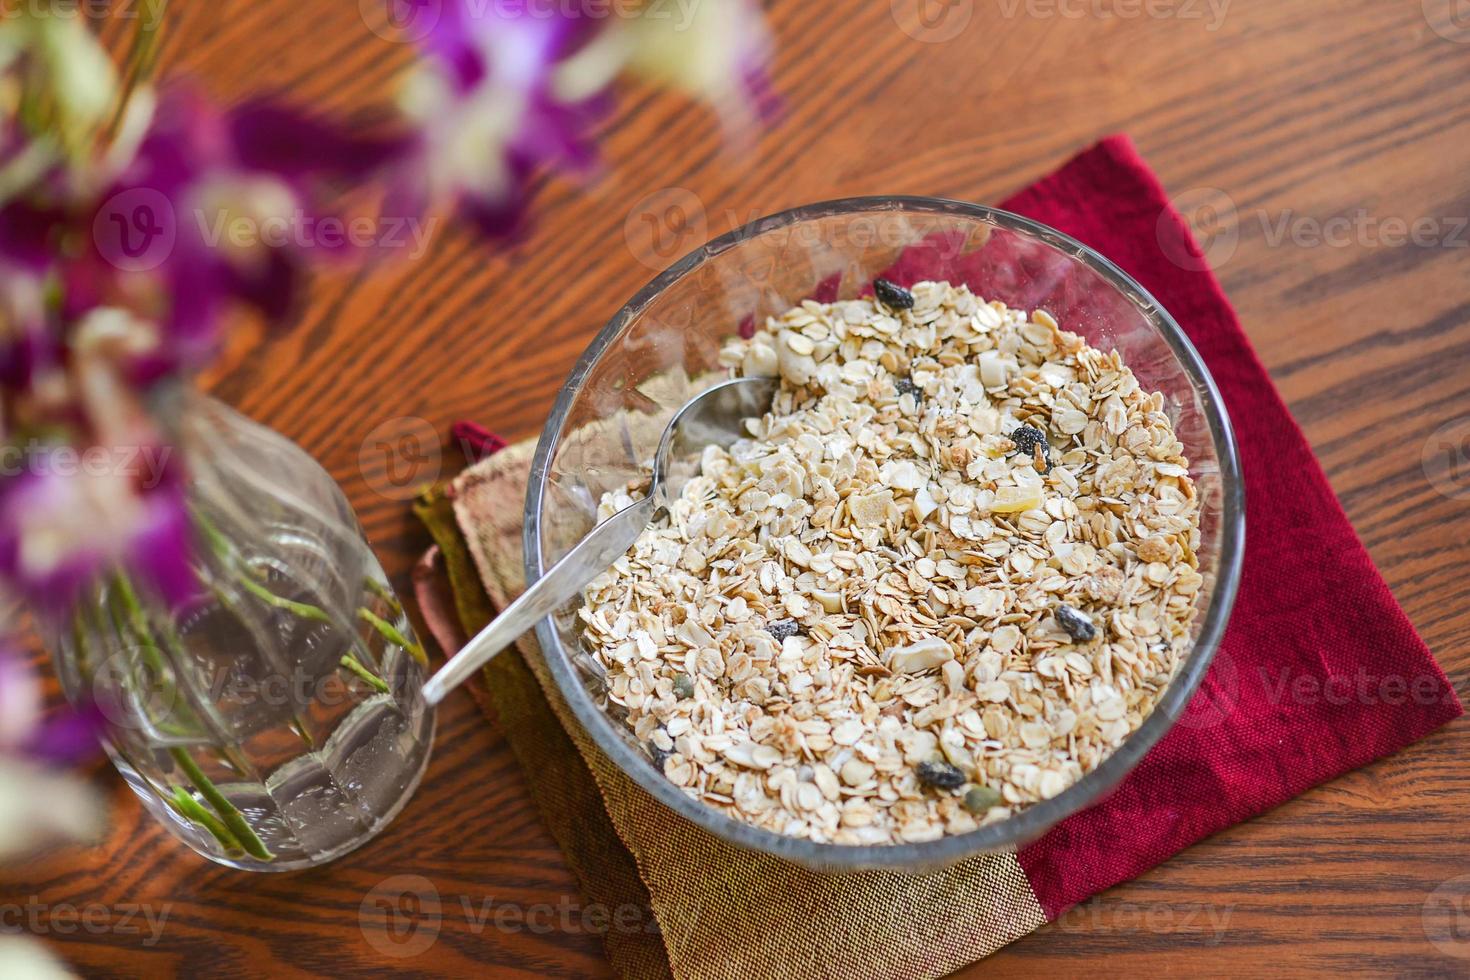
(524, 197, 1245, 871)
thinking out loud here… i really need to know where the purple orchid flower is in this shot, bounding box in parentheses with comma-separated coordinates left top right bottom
(618, 0, 782, 135)
(84, 86, 407, 371)
(0, 648, 102, 766)
(0, 447, 195, 622)
(393, 0, 612, 238)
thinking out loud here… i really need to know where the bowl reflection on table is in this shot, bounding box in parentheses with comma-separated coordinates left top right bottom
(523, 197, 1245, 872)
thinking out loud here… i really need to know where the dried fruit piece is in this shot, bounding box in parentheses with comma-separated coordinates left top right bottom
(673, 673, 695, 699)
(964, 785, 1002, 813)
(766, 619, 805, 642)
(1056, 603, 1097, 642)
(895, 377, 923, 401)
(648, 742, 672, 771)
(873, 278, 915, 310)
(991, 484, 1043, 513)
(916, 758, 966, 790)
(1008, 424, 1052, 473)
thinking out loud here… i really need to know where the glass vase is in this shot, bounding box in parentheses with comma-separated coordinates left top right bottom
(50, 395, 434, 871)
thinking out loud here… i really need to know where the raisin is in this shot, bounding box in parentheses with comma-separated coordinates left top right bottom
(1056, 603, 1097, 642)
(873, 278, 915, 311)
(895, 377, 923, 401)
(963, 785, 1002, 814)
(647, 742, 672, 771)
(1008, 424, 1052, 473)
(916, 759, 966, 790)
(672, 673, 695, 699)
(766, 619, 805, 642)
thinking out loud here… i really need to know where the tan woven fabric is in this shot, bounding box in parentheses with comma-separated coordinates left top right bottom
(446, 440, 1048, 980)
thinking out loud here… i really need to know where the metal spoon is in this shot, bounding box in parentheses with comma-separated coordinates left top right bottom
(421, 376, 779, 706)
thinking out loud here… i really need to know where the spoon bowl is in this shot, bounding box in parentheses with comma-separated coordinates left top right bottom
(421, 376, 778, 706)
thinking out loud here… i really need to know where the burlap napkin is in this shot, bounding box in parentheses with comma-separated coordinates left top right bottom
(414, 136, 1462, 979)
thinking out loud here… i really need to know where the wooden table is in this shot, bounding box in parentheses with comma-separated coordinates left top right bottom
(8, 0, 1470, 975)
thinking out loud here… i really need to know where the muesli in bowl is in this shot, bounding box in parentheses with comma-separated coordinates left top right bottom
(578, 279, 1203, 845)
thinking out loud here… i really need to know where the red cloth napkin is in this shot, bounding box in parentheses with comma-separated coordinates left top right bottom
(982, 135, 1462, 916)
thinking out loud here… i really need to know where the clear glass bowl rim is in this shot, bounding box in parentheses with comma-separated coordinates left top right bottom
(524, 195, 1246, 870)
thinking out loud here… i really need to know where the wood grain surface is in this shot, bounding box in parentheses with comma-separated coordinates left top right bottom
(7, 0, 1470, 976)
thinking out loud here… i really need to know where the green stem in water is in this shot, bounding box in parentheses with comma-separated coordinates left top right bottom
(169, 747, 273, 861)
(236, 575, 331, 622)
(235, 571, 390, 693)
(363, 577, 404, 617)
(358, 608, 427, 666)
(339, 655, 390, 694)
(167, 787, 242, 857)
(108, 574, 268, 858)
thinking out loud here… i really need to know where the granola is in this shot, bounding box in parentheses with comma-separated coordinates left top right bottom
(579, 281, 1203, 845)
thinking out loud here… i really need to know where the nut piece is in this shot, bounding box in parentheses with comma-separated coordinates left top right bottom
(888, 637, 953, 674)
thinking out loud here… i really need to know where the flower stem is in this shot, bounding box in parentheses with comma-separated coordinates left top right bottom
(358, 608, 427, 666)
(169, 747, 272, 861)
(236, 570, 391, 692)
(199, 512, 393, 697)
(236, 575, 331, 622)
(363, 576, 404, 617)
(339, 655, 390, 693)
(167, 787, 243, 857)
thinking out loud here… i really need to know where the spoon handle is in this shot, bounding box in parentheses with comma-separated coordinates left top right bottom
(421, 495, 657, 705)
